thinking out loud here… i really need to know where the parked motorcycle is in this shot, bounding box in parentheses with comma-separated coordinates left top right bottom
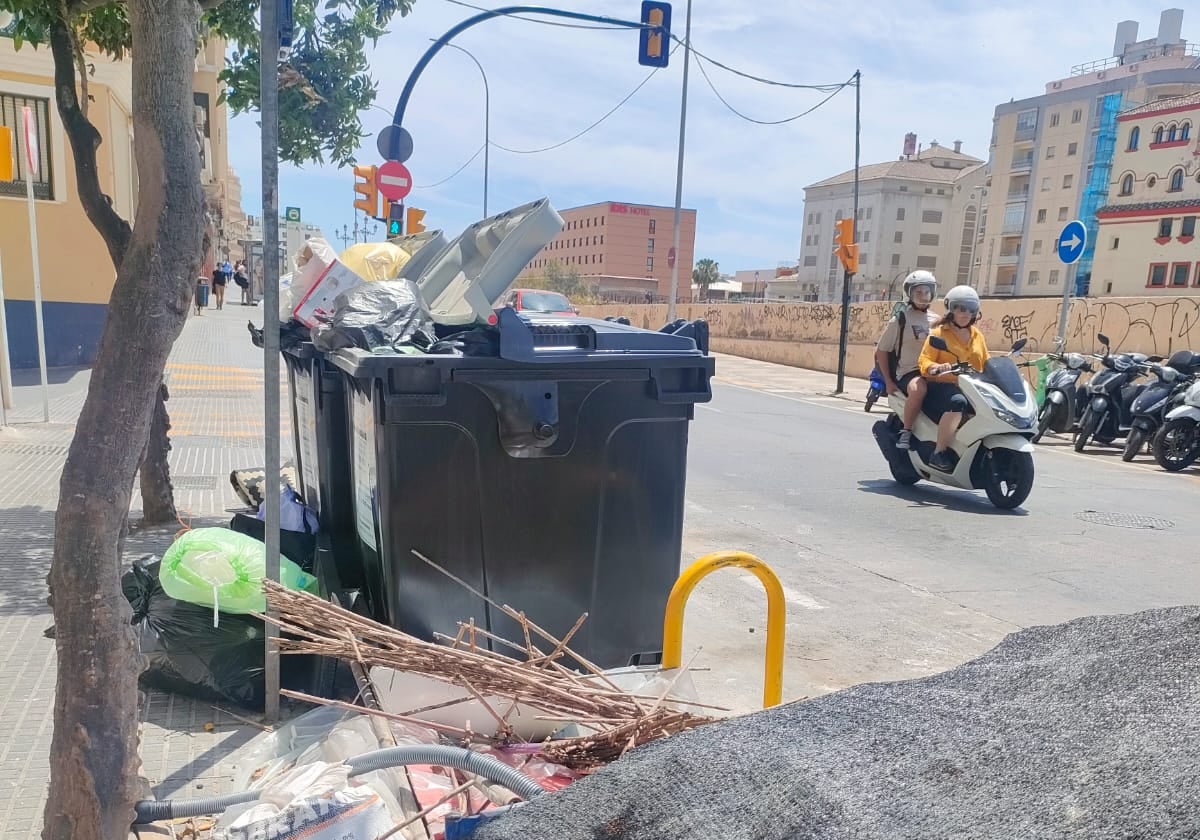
(871, 337, 1038, 510)
(1152, 377, 1200, 472)
(1072, 334, 1156, 453)
(1031, 346, 1093, 444)
(1122, 350, 1200, 461)
(865, 365, 888, 412)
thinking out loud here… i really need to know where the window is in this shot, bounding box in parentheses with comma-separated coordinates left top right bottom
(1032, 240, 1043, 255)
(1016, 109, 1038, 132)
(1050, 112, 1060, 128)
(1120, 174, 1134, 195)
(1172, 263, 1191, 287)
(814, 213, 820, 224)
(896, 208, 906, 221)
(1111, 236, 1120, 250)
(921, 210, 943, 224)
(1068, 142, 1078, 156)
(1041, 177, 1051, 191)
(862, 230, 871, 243)
(648, 238, 655, 252)
(866, 207, 873, 219)
(1059, 207, 1069, 221)
(1149, 263, 1167, 287)
(1063, 174, 1074, 188)
(1128, 126, 1140, 150)
(1159, 219, 1174, 239)
(891, 253, 901, 266)
(0, 94, 54, 200)
(919, 233, 940, 246)
(1168, 124, 1178, 142)
(1169, 169, 1185, 192)
(1153, 125, 1165, 144)
(803, 256, 817, 267)
(1049, 269, 1060, 285)
(1148, 175, 1158, 188)
(646, 257, 654, 272)
(916, 256, 937, 269)
(1071, 108, 1082, 124)
(1028, 271, 1040, 285)
(1046, 146, 1056, 159)
(649, 219, 656, 234)
(806, 213, 813, 225)
(894, 231, 903, 243)
(937, 189, 946, 196)
(899, 185, 908, 192)
(1182, 122, 1192, 141)
(924, 187, 933, 194)
(1037, 209, 1047, 223)
(1182, 217, 1196, 238)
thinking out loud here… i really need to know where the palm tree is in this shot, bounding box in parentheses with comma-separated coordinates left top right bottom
(693, 258, 720, 301)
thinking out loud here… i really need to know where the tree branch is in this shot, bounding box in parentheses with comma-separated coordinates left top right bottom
(49, 14, 132, 270)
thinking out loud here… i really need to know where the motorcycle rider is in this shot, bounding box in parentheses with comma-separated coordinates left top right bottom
(918, 285, 991, 472)
(875, 270, 940, 449)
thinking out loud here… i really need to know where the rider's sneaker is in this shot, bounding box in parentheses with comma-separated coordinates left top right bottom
(930, 450, 955, 472)
(897, 429, 913, 450)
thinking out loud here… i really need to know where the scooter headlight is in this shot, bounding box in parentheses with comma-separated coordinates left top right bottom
(992, 407, 1034, 429)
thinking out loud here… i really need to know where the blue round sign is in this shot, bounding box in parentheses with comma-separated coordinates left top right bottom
(1057, 220, 1087, 265)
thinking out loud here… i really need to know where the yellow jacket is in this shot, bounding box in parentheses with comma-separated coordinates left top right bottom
(919, 323, 990, 384)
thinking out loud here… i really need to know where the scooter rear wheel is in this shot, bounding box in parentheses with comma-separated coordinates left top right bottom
(1152, 418, 1200, 472)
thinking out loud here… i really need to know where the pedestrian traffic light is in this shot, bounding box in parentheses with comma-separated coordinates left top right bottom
(386, 201, 404, 237)
(406, 206, 426, 235)
(833, 217, 859, 274)
(352, 164, 379, 217)
(638, 1, 672, 68)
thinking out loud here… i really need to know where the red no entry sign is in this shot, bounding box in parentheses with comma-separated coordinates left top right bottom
(376, 160, 412, 202)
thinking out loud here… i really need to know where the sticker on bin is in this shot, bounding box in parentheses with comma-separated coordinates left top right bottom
(351, 392, 377, 550)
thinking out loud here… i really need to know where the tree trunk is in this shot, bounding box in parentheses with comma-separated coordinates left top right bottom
(138, 383, 177, 525)
(43, 1, 205, 837)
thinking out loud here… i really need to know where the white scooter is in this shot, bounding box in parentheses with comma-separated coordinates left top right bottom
(871, 337, 1039, 509)
(1151, 378, 1200, 472)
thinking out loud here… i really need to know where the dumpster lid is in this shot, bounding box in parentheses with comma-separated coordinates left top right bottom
(413, 198, 563, 327)
(389, 229, 449, 284)
(495, 307, 704, 362)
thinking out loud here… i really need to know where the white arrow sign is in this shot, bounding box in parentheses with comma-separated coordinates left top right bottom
(1062, 233, 1081, 250)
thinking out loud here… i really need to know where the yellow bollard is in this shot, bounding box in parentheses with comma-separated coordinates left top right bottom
(661, 550, 786, 708)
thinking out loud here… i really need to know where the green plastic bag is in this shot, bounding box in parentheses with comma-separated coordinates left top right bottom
(159, 528, 317, 614)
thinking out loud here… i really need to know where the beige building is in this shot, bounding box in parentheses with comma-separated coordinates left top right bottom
(797, 139, 987, 303)
(194, 36, 248, 270)
(979, 9, 1200, 297)
(1092, 93, 1199, 296)
(518, 201, 697, 301)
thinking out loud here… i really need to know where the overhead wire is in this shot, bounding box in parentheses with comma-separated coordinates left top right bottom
(693, 56, 855, 125)
(415, 143, 487, 189)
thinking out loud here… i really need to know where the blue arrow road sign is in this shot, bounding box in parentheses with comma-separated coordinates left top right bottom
(1057, 219, 1087, 265)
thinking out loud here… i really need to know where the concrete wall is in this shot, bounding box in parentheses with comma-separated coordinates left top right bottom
(582, 296, 1200, 378)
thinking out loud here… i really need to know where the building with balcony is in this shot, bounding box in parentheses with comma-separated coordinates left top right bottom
(979, 8, 1200, 297)
(796, 138, 986, 303)
(1091, 93, 1200, 296)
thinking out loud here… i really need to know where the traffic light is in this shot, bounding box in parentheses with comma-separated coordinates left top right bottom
(406, 206, 426, 235)
(387, 201, 404, 237)
(638, 1, 672, 68)
(833, 217, 859, 275)
(352, 164, 379, 217)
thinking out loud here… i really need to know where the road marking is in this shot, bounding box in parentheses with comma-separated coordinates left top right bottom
(697, 403, 722, 413)
(685, 500, 712, 514)
(718, 381, 871, 417)
(741, 573, 825, 610)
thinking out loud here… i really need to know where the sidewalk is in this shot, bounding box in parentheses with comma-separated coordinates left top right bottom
(712, 353, 873, 402)
(0, 303, 289, 839)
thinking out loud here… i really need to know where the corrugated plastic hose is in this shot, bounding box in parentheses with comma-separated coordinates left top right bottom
(133, 744, 545, 824)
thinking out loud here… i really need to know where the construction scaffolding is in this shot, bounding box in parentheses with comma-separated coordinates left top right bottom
(1075, 93, 1122, 295)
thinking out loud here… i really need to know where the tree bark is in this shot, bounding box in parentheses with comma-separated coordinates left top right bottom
(138, 383, 177, 525)
(42, 1, 205, 837)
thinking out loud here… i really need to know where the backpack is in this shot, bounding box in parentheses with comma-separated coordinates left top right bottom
(887, 310, 908, 380)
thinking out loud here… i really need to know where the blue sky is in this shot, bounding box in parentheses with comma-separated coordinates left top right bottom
(228, 0, 1183, 275)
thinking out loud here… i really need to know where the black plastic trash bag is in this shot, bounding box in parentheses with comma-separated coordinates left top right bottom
(247, 319, 311, 352)
(311, 279, 435, 353)
(123, 556, 306, 710)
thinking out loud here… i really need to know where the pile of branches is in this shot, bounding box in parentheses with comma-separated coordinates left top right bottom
(265, 580, 716, 769)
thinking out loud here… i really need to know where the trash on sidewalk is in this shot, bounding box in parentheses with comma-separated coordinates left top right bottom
(289, 238, 370, 328)
(311, 278, 435, 354)
(338, 241, 413, 283)
(229, 462, 300, 509)
(159, 527, 317, 615)
(254, 485, 319, 536)
(123, 557, 311, 709)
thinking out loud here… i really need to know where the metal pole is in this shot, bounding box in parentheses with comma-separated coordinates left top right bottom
(441, 42, 489, 218)
(835, 70, 861, 395)
(667, 0, 692, 320)
(19, 120, 49, 422)
(1056, 262, 1076, 346)
(261, 0, 282, 725)
(0, 247, 12, 422)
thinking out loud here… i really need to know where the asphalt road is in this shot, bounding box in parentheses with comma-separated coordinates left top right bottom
(678, 356, 1200, 714)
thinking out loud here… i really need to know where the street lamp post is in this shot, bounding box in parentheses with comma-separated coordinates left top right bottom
(441, 40, 489, 218)
(753, 271, 760, 301)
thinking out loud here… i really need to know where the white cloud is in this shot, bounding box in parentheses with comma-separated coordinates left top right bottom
(230, 0, 1187, 271)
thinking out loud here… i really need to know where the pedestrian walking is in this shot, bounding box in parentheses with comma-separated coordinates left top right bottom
(211, 266, 227, 310)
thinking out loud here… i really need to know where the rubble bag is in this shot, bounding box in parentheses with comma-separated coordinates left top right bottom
(159, 527, 317, 614)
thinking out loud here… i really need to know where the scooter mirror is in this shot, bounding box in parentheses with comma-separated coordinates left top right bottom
(1098, 333, 1110, 347)
(1010, 338, 1028, 354)
(928, 336, 950, 352)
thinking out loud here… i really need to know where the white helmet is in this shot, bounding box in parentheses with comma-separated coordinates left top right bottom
(902, 270, 937, 302)
(944, 285, 981, 318)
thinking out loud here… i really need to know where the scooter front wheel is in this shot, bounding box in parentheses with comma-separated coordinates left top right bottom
(982, 449, 1034, 509)
(1032, 403, 1055, 444)
(864, 389, 879, 412)
(1073, 415, 1095, 453)
(1122, 428, 1147, 462)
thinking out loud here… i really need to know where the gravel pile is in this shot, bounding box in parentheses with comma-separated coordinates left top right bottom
(475, 607, 1200, 840)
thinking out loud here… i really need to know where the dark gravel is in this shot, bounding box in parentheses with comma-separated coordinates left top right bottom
(475, 607, 1200, 840)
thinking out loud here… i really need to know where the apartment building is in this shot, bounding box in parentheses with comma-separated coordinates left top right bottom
(979, 9, 1200, 297)
(797, 139, 987, 303)
(518, 201, 697, 301)
(1092, 93, 1199, 296)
